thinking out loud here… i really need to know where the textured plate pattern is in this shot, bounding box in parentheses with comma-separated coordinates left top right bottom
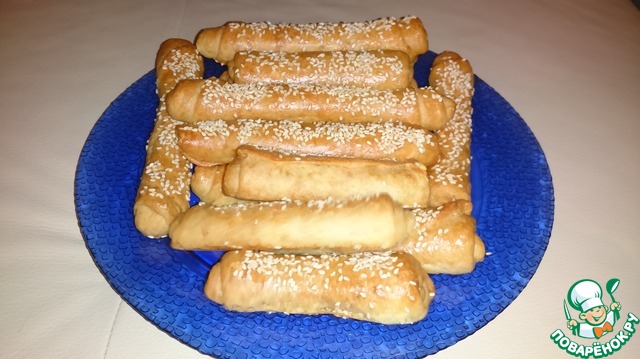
(74, 52, 554, 358)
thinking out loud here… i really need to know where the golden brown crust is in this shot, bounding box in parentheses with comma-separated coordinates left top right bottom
(168, 194, 408, 253)
(195, 16, 428, 64)
(155, 39, 204, 98)
(223, 146, 430, 208)
(175, 119, 440, 167)
(227, 50, 414, 89)
(205, 250, 435, 324)
(401, 200, 484, 274)
(165, 77, 453, 130)
(427, 51, 474, 206)
(133, 39, 204, 238)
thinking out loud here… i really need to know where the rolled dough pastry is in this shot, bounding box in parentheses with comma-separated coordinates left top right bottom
(195, 16, 428, 64)
(427, 51, 474, 206)
(223, 146, 430, 208)
(133, 39, 203, 238)
(227, 50, 415, 89)
(205, 250, 435, 324)
(165, 78, 454, 130)
(169, 194, 408, 253)
(175, 119, 439, 167)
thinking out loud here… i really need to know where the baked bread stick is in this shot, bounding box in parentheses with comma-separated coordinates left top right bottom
(205, 250, 435, 324)
(175, 119, 439, 167)
(227, 50, 415, 89)
(166, 78, 454, 130)
(223, 146, 430, 208)
(195, 16, 428, 64)
(427, 51, 474, 206)
(168, 194, 408, 253)
(133, 39, 203, 238)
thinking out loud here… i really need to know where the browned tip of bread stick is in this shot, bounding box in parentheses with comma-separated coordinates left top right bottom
(168, 194, 409, 253)
(194, 25, 226, 61)
(156, 38, 195, 70)
(164, 78, 202, 122)
(205, 250, 435, 324)
(191, 165, 243, 205)
(429, 51, 475, 100)
(401, 200, 485, 274)
(133, 201, 172, 238)
(155, 39, 204, 98)
(416, 87, 456, 130)
(402, 16, 429, 58)
(191, 165, 222, 202)
(195, 16, 428, 64)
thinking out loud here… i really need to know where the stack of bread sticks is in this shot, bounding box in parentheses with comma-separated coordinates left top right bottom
(133, 16, 484, 325)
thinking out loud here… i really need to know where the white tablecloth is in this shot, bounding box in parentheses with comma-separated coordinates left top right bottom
(1, 1, 639, 358)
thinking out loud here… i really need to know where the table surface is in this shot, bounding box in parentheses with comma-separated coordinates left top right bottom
(1, 1, 639, 358)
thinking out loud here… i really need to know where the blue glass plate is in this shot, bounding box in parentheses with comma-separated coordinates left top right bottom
(74, 52, 554, 358)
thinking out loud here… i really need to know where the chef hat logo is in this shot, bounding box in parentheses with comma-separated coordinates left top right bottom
(568, 279, 604, 312)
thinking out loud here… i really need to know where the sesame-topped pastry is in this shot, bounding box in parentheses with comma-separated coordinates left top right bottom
(133, 39, 204, 238)
(427, 51, 475, 207)
(154, 39, 204, 98)
(223, 146, 430, 208)
(401, 200, 485, 274)
(195, 16, 428, 64)
(227, 50, 416, 89)
(168, 194, 408, 253)
(165, 77, 454, 130)
(190, 165, 242, 205)
(175, 119, 440, 167)
(205, 250, 435, 324)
